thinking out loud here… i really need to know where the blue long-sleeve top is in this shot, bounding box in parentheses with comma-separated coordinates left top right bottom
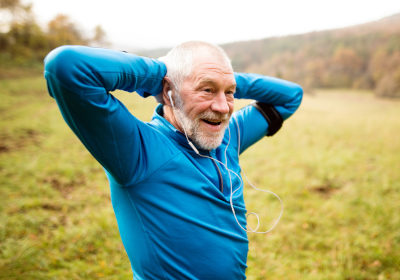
(44, 45, 302, 280)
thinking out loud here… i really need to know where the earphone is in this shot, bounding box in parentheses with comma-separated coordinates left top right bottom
(167, 89, 283, 233)
(168, 90, 175, 108)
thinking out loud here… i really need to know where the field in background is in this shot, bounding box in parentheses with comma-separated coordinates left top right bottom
(0, 77, 399, 280)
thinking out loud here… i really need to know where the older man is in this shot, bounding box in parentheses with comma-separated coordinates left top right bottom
(44, 41, 302, 280)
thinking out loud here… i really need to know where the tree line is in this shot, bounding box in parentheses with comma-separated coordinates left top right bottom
(223, 13, 400, 98)
(0, 0, 107, 73)
(1, 0, 399, 97)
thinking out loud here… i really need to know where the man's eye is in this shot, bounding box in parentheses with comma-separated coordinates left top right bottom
(226, 91, 234, 95)
(203, 88, 212, 93)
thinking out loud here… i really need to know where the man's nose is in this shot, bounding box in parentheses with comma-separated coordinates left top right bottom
(211, 92, 230, 114)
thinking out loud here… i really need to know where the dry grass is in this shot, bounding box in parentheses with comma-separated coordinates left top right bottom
(0, 77, 399, 279)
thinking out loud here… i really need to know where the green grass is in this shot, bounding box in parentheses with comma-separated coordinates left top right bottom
(0, 77, 399, 279)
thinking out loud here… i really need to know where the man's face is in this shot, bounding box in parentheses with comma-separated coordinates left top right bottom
(172, 52, 236, 150)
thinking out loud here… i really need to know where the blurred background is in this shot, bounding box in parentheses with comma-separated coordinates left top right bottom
(1, 0, 400, 97)
(1, 0, 399, 279)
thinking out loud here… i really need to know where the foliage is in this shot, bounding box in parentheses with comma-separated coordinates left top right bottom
(222, 13, 400, 98)
(139, 14, 400, 98)
(0, 0, 33, 25)
(1, 76, 399, 279)
(47, 14, 88, 46)
(0, 1, 107, 74)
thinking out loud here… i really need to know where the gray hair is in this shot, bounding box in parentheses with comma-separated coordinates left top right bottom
(158, 41, 232, 92)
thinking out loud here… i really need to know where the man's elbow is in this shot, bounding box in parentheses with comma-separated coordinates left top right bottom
(279, 84, 303, 120)
(292, 84, 303, 111)
(44, 46, 84, 86)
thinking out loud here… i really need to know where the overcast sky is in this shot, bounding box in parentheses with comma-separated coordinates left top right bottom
(30, 0, 400, 51)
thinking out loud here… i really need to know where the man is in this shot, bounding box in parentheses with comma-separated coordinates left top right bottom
(44, 41, 303, 279)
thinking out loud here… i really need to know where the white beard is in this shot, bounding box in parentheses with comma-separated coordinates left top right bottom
(173, 97, 230, 151)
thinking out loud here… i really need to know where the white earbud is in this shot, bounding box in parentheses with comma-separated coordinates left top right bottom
(168, 90, 175, 108)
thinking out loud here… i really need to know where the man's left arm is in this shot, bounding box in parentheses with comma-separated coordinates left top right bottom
(233, 73, 303, 153)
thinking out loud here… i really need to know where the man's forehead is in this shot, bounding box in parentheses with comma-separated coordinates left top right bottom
(192, 57, 234, 79)
(181, 47, 235, 86)
(194, 72, 236, 87)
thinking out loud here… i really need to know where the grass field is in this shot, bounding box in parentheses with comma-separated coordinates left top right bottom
(0, 76, 399, 280)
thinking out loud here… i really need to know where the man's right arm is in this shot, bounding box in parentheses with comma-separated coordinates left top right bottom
(44, 46, 167, 185)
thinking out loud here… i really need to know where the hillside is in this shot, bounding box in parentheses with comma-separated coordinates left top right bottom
(140, 13, 400, 97)
(222, 13, 400, 96)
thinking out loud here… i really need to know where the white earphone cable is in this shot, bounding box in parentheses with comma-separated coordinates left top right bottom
(168, 91, 283, 234)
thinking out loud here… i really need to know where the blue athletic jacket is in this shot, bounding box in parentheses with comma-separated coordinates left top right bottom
(44, 46, 303, 280)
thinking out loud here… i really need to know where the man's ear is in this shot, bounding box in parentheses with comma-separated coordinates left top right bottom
(161, 77, 173, 106)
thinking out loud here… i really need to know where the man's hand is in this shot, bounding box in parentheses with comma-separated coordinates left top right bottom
(155, 55, 168, 105)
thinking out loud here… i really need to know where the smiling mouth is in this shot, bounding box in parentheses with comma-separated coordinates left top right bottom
(202, 119, 222, 126)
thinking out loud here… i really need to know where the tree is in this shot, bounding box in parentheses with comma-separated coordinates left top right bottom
(375, 72, 400, 98)
(91, 25, 109, 47)
(0, 0, 34, 30)
(0, 0, 45, 64)
(47, 14, 87, 47)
